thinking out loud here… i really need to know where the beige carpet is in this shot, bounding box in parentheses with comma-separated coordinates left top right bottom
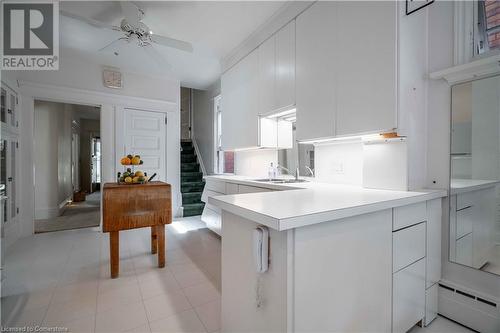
(35, 192, 101, 233)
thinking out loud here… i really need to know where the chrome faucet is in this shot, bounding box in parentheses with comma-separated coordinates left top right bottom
(305, 166, 315, 177)
(277, 165, 290, 175)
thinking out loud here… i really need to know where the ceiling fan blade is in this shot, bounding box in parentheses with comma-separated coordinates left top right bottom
(98, 38, 128, 53)
(151, 34, 193, 53)
(120, 2, 142, 28)
(60, 10, 121, 31)
(143, 45, 171, 71)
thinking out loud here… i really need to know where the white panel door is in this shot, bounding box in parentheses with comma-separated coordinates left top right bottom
(123, 109, 166, 181)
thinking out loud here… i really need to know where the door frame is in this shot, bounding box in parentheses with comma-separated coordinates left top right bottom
(18, 81, 180, 238)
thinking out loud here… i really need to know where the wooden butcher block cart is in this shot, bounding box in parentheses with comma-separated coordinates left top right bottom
(103, 181, 172, 278)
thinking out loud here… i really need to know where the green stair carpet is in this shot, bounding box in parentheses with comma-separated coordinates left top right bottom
(180, 140, 205, 217)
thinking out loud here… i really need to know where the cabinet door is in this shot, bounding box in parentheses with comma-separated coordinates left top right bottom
(296, 2, 337, 141)
(456, 233, 473, 267)
(275, 20, 295, 110)
(393, 259, 425, 333)
(221, 65, 239, 150)
(336, 1, 397, 136)
(426, 199, 441, 288)
(221, 49, 260, 150)
(259, 35, 276, 115)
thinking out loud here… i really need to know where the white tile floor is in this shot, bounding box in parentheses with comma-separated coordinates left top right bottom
(2, 216, 474, 333)
(2, 217, 220, 333)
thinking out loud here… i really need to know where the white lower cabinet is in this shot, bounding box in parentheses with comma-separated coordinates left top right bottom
(393, 258, 426, 333)
(220, 198, 442, 333)
(201, 179, 274, 235)
(392, 198, 441, 333)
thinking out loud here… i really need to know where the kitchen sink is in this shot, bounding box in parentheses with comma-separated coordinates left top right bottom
(253, 178, 308, 184)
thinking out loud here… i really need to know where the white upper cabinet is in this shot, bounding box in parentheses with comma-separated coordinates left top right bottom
(336, 1, 397, 136)
(221, 49, 260, 150)
(275, 21, 295, 111)
(259, 35, 276, 115)
(296, 1, 397, 141)
(296, 2, 337, 141)
(259, 21, 296, 115)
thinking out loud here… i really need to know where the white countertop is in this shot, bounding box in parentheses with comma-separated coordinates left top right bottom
(207, 175, 447, 231)
(450, 178, 500, 195)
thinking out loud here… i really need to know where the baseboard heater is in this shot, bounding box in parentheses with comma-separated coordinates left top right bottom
(438, 282, 499, 332)
(439, 283, 498, 308)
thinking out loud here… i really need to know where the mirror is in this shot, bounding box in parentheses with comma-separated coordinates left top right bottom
(276, 123, 315, 178)
(450, 75, 500, 275)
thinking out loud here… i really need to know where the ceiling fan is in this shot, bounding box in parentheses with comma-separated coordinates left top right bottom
(60, 2, 193, 69)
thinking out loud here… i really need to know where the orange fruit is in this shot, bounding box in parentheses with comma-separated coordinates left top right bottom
(120, 157, 131, 165)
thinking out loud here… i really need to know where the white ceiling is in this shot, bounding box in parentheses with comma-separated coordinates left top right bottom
(60, 1, 287, 89)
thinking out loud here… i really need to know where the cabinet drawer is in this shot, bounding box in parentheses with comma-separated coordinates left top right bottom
(393, 202, 427, 230)
(393, 222, 426, 273)
(393, 258, 425, 333)
(201, 189, 224, 204)
(238, 185, 271, 194)
(205, 179, 226, 194)
(457, 191, 476, 211)
(201, 207, 221, 236)
(456, 206, 473, 240)
(225, 183, 239, 195)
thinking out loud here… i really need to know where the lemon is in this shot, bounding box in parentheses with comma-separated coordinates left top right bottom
(124, 177, 133, 183)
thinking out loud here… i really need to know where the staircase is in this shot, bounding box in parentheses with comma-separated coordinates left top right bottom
(180, 140, 205, 217)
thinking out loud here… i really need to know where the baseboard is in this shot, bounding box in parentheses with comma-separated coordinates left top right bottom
(58, 195, 73, 215)
(438, 281, 499, 332)
(35, 207, 60, 220)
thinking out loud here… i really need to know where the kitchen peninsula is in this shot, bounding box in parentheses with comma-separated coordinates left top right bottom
(207, 176, 446, 333)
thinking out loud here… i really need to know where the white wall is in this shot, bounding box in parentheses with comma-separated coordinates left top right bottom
(11, 48, 181, 240)
(34, 101, 63, 219)
(425, 1, 500, 301)
(234, 149, 278, 178)
(314, 141, 363, 186)
(33, 100, 78, 219)
(192, 80, 221, 174)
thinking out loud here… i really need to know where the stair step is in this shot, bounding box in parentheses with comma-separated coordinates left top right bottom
(183, 203, 205, 217)
(181, 155, 197, 163)
(182, 192, 203, 204)
(181, 141, 193, 148)
(181, 146, 194, 154)
(181, 181, 205, 193)
(181, 171, 203, 183)
(181, 163, 199, 172)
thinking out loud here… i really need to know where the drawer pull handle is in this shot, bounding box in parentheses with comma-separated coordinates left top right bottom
(457, 205, 473, 212)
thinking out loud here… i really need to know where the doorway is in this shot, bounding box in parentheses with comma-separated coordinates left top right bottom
(181, 87, 192, 140)
(33, 100, 101, 233)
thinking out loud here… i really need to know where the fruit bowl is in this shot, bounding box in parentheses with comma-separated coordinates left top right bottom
(117, 154, 148, 185)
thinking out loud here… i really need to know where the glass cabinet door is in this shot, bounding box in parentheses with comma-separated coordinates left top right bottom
(1, 139, 7, 224)
(9, 92, 16, 128)
(10, 140, 16, 219)
(1, 88, 6, 124)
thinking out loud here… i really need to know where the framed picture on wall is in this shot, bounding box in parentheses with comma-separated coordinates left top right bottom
(406, 0, 434, 15)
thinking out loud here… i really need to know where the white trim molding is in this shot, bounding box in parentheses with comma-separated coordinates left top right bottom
(429, 54, 500, 85)
(18, 80, 178, 113)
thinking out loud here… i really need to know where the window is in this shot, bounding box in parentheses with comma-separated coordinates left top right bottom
(475, 0, 500, 56)
(214, 95, 234, 174)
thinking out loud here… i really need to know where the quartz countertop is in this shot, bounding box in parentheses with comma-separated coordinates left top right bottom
(207, 175, 447, 231)
(450, 178, 500, 195)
